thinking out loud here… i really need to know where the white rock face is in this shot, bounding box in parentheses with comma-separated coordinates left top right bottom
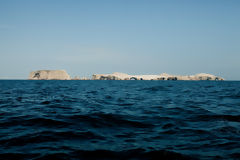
(92, 72, 224, 81)
(29, 70, 71, 80)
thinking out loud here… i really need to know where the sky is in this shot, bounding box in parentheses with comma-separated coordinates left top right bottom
(0, 0, 240, 80)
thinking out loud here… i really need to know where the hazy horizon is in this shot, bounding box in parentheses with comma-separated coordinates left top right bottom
(1, 0, 240, 80)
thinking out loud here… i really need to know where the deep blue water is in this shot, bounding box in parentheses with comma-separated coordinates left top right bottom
(0, 80, 240, 160)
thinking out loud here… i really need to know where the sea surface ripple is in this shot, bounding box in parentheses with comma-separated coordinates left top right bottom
(0, 80, 240, 160)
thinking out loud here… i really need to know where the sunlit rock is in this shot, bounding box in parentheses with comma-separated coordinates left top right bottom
(92, 72, 224, 81)
(29, 70, 71, 80)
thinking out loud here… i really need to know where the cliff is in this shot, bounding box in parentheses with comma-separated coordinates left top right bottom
(92, 72, 224, 81)
(29, 70, 71, 80)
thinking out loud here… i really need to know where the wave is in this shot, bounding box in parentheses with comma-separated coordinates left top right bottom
(0, 149, 194, 160)
(1, 81, 240, 159)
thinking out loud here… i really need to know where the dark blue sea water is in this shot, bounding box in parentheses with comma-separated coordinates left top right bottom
(0, 80, 240, 160)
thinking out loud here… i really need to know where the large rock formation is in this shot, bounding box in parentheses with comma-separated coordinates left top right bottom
(92, 72, 224, 81)
(29, 70, 71, 80)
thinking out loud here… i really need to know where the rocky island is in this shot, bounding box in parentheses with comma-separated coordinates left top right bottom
(28, 70, 224, 80)
(29, 70, 71, 80)
(92, 72, 224, 81)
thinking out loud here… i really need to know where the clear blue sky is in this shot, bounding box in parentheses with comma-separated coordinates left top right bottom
(0, 0, 239, 80)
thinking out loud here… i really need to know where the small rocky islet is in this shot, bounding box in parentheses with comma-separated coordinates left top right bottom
(29, 70, 224, 80)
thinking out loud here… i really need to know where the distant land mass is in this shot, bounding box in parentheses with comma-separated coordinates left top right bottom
(29, 70, 71, 80)
(29, 70, 224, 81)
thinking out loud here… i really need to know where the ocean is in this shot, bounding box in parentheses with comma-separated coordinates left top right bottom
(0, 80, 240, 160)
